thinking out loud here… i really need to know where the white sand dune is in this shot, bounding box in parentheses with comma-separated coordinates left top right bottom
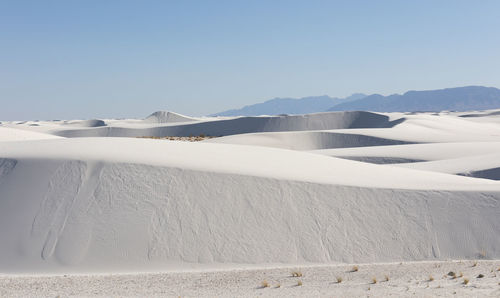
(0, 126, 62, 142)
(313, 142, 500, 161)
(144, 111, 200, 123)
(7, 111, 398, 138)
(207, 131, 414, 150)
(393, 153, 500, 178)
(0, 137, 499, 274)
(63, 119, 107, 127)
(0, 110, 499, 297)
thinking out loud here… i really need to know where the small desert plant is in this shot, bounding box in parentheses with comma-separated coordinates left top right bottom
(261, 280, 270, 288)
(297, 280, 303, 286)
(472, 261, 478, 267)
(463, 278, 469, 285)
(291, 270, 303, 277)
(458, 272, 463, 278)
(275, 283, 281, 288)
(371, 277, 377, 284)
(478, 250, 487, 259)
(336, 276, 343, 283)
(477, 274, 484, 278)
(351, 265, 359, 272)
(448, 271, 456, 278)
(429, 275, 434, 282)
(384, 275, 389, 282)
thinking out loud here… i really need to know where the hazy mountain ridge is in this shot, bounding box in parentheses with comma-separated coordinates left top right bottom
(329, 86, 500, 112)
(212, 94, 366, 116)
(212, 86, 500, 116)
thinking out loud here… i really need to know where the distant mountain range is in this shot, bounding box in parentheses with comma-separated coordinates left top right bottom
(212, 86, 500, 116)
(330, 86, 500, 112)
(212, 94, 366, 116)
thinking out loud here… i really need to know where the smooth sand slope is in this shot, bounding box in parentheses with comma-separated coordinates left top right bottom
(1, 110, 499, 296)
(1, 110, 400, 138)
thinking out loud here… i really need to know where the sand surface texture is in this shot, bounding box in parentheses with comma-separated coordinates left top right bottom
(1, 110, 499, 296)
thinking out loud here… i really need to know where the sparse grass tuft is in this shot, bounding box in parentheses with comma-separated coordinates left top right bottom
(336, 276, 343, 283)
(384, 275, 389, 282)
(275, 283, 281, 288)
(297, 280, 303, 286)
(371, 277, 377, 284)
(458, 272, 463, 278)
(479, 250, 487, 259)
(261, 280, 270, 288)
(291, 270, 303, 277)
(472, 261, 478, 267)
(351, 265, 359, 272)
(448, 271, 456, 278)
(463, 278, 469, 285)
(477, 274, 484, 278)
(429, 275, 434, 282)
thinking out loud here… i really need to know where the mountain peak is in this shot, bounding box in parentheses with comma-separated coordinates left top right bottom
(330, 86, 500, 112)
(212, 94, 366, 116)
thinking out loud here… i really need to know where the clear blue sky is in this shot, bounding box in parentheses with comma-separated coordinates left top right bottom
(1, 0, 500, 120)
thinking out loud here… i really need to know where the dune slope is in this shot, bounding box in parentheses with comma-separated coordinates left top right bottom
(50, 111, 399, 138)
(0, 138, 499, 273)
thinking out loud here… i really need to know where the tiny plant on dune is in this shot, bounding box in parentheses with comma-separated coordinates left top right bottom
(261, 280, 270, 288)
(429, 275, 434, 282)
(472, 261, 478, 267)
(477, 274, 484, 278)
(463, 278, 469, 285)
(352, 265, 359, 272)
(297, 280, 303, 286)
(275, 283, 281, 288)
(384, 275, 389, 282)
(336, 276, 343, 283)
(371, 277, 377, 284)
(479, 250, 486, 259)
(458, 272, 463, 278)
(448, 271, 456, 278)
(291, 270, 303, 277)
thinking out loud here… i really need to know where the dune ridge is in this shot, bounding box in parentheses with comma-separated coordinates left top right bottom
(1, 109, 499, 275)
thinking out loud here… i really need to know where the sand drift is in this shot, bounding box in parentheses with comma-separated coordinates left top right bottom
(0, 110, 499, 273)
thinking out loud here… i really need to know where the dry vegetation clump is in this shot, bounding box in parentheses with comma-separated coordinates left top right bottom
(336, 276, 343, 283)
(260, 280, 270, 288)
(458, 272, 463, 278)
(351, 265, 359, 272)
(428, 275, 434, 282)
(291, 270, 303, 277)
(275, 283, 281, 288)
(477, 274, 484, 278)
(472, 261, 478, 267)
(297, 280, 303, 286)
(448, 271, 456, 278)
(384, 275, 389, 282)
(371, 277, 377, 284)
(463, 278, 469, 285)
(137, 134, 216, 142)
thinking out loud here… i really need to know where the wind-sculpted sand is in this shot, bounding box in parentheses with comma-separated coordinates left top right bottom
(1, 110, 499, 296)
